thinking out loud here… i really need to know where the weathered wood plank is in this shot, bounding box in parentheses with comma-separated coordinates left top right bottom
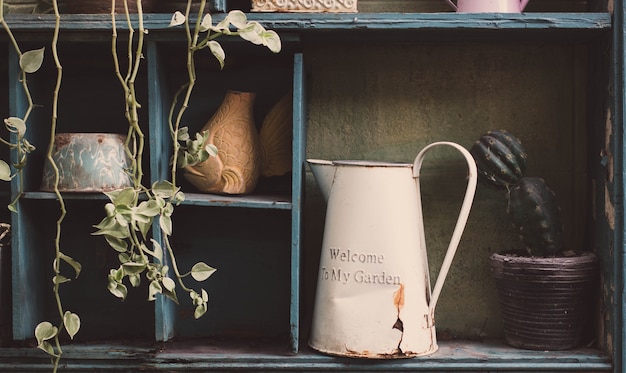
(1, 13, 612, 32)
(0, 340, 612, 372)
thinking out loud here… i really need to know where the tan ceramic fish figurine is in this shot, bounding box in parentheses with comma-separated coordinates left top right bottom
(184, 90, 292, 195)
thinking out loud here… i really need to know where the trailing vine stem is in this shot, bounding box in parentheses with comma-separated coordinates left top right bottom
(33, 1, 82, 372)
(44, 1, 65, 371)
(112, 0, 145, 188)
(168, 0, 203, 188)
(0, 0, 38, 211)
(1, 1, 71, 371)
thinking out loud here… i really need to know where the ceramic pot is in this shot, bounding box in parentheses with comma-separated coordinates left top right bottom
(489, 251, 598, 350)
(444, 0, 529, 13)
(2, 0, 51, 14)
(251, 0, 357, 13)
(65, 0, 156, 14)
(40, 133, 132, 193)
(184, 91, 261, 195)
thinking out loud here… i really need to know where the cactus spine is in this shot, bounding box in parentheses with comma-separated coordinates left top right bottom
(470, 130, 564, 257)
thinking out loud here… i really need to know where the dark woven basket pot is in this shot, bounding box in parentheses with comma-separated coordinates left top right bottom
(489, 251, 598, 350)
(65, 0, 156, 14)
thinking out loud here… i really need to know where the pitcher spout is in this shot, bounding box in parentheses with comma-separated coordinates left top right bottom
(307, 159, 335, 202)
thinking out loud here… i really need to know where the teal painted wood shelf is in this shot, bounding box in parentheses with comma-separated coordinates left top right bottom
(0, 340, 613, 372)
(2, 12, 612, 31)
(0, 7, 622, 373)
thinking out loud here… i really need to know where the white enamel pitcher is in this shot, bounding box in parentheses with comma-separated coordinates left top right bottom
(445, 0, 529, 13)
(308, 142, 477, 358)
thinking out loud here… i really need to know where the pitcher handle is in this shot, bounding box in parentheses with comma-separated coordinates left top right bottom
(444, 0, 457, 10)
(412, 141, 477, 314)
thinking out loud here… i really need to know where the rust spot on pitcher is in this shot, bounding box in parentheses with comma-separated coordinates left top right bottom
(393, 283, 405, 309)
(344, 348, 419, 359)
(393, 284, 405, 332)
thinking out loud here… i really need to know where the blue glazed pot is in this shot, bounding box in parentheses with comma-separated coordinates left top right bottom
(40, 133, 133, 192)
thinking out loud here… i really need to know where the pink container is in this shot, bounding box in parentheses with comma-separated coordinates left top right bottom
(445, 0, 529, 13)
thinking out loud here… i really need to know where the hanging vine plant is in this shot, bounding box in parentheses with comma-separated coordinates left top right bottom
(92, 0, 280, 322)
(31, 1, 83, 372)
(0, 0, 40, 208)
(3, 1, 280, 371)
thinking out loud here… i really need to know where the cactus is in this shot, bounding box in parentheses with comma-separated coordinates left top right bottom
(469, 129, 527, 189)
(470, 130, 565, 257)
(507, 177, 564, 256)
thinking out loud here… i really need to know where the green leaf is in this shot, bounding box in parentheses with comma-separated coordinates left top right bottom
(169, 11, 186, 27)
(53, 275, 70, 284)
(206, 144, 218, 157)
(60, 253, 82, 278)
(122, 262, 147, 275)
(214, 18, 230, 32)
(4, 117, 26, 136)
(93, 216, 130, 239)
(199, 13, 212, 32)
(104, 202, 116, 217)
(118, 253, 130, 263)
(148, 239, 164, 262)
(161, 286, 179, 304)
(261, 30, 282, 53)
(152, 180, 176, 198)
(208, 41, 225, 69)
(148, 280, 162, 301)
(111, 268, 124, 282)
(137, 220, 152, 240)
(105, 235, 128, 253)
(162, 277, 176, 292)
(37, 340, 56, 356)
(137, 199, 161, 217)
(160, 214, 173, 236)
(0, 161, 12, 182)
(172, 190, 185, 204)
(194, 303, 208, 319)
(22, 138, 35, 152)
(107, 280, 128, 300)
(63, 311, 80, 339)
(191, 262, 217, 282)
(105, 187, 137, 207)
(20, 47, 45, 73)
(129, 273, 141, 288)
(163, 202, 174, 217)
(35, 321, 58, 344)
(227, 10, 247, 29)
(239, 22, 264, 45)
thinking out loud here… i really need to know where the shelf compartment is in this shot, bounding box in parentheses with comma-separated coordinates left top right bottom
(162, 206, 293, 344)
(7, 41, 151, 193)
(147, 39, 304, 353)
(12, 199, 155, 341)
(147, 40, 295, 198)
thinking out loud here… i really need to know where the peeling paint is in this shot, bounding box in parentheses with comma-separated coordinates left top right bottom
(393, 284, 405, 353)
(604, 183, 615, 230)
(604, 108, 614, 183)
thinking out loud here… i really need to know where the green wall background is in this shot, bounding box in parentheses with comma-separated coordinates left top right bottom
(301, 41, 588, 341)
